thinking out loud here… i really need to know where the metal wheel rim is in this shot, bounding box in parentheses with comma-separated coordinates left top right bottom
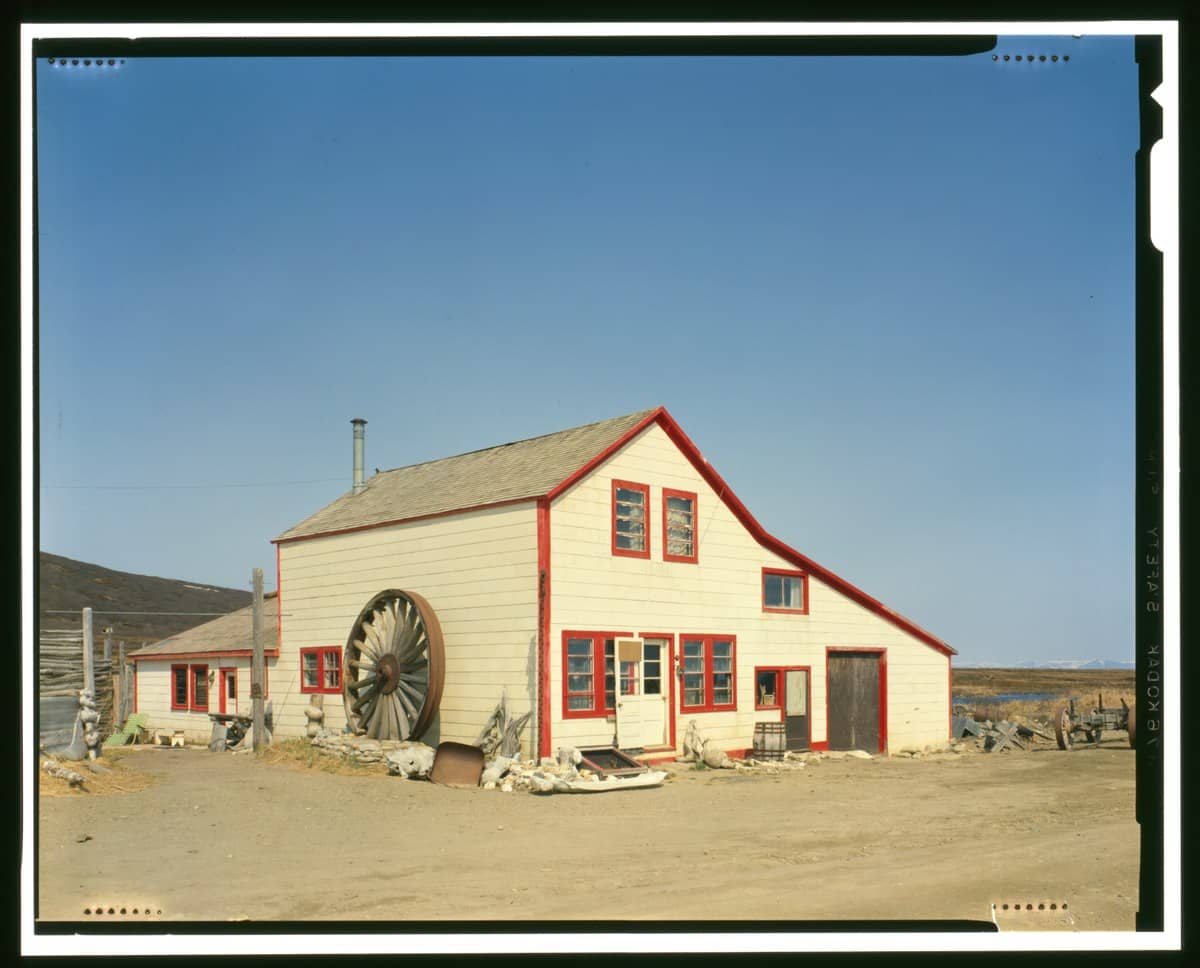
(342, 589, 445, 741)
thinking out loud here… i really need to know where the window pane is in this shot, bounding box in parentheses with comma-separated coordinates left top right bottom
(302, 652, 318, 670)
(567, 656, 592, 674)
(713, 641, 732, 659)
(643, 643, 661, 661)
(303, 668, 319, 688)
(324, 666, 340, 689)
(764, 574, 783, 607)
(567, 638, 593, 657)
(667, 495, 692, 513)
(568, 695, 593, 711)
(713, 656, 732, 674)
(757, 670, 778, 706)
(567, 674, 593, 693)
(643, 660, 661, 678)
(644, 677, 661, 695)
(683, 655, 703, 673)
(784, 576, 803, 609)
(616, 487, 643, 505)
(683, 640, 703, 657)
(173, 669, 188, 706)
(227, 674, 237, 699)
(193, 670, 208, 707)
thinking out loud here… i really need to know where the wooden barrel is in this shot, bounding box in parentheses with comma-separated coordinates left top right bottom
(752, 722, 787, 761)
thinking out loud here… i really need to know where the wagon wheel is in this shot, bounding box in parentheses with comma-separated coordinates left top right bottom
(1127, 706, 1136, 748)
(1053, 706, 1074, 751)
(342, 589, 445, 741)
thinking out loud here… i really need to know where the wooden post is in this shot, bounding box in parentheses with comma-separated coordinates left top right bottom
(103, 627, 112, 662)
(251, 568, 266, 751)
(82, 608, 95, 697)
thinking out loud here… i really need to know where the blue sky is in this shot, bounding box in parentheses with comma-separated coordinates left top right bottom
(35, 36, 1138, 664)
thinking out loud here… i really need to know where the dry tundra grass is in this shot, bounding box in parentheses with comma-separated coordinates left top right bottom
(39, 750, 158, 798)
(952, 667, 1136, 726)
(255, 737, 389, 776)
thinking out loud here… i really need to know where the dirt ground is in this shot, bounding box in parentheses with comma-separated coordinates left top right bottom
(36, 742, 1139, 931)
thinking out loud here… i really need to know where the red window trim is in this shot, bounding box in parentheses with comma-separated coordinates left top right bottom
(299, 645, 343, 695)
(561, 630, 631, 719)
(170, 664, 188, 711)
(678, 635, 738, 713)
(190, 664, 209, 712)
(762, 567, 809, 614)
(753, 666, 782, 710)
(611, 480, 651, 559)
(661, 487, 699, 564)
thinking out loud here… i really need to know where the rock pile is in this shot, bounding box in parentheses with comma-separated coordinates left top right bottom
(309, 728, 434, 772)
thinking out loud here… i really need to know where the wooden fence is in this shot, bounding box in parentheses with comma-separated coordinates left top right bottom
(38, 619, 115, 742)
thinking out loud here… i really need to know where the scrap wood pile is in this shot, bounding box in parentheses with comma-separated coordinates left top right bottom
(951, 707, 1059, 753)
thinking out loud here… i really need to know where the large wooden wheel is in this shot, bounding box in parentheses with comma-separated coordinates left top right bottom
(343, 589, 445, 741)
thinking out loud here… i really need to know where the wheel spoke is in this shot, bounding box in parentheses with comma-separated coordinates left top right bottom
(392, 694, 412, 741)
(347, 674, 377, 692)
(394, 682, 420, 724)
(355, 634, 380, 661)
(396, 677, 425, 708)
(351, 685, 377, 713)
(349, 658, 375, 673)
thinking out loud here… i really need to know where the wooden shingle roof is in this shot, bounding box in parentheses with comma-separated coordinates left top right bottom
(275, 408, 658, 542)
(127, 597, 279, 659)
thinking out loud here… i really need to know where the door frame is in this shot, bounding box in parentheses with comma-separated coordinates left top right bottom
(824, 646, 887, 753)
(219, 667, 238, 716)
(754, 664, 812, 750)
(637, 632, 676, 751)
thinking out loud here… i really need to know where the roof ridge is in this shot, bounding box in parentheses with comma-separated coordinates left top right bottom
(370, 407, 659, 478)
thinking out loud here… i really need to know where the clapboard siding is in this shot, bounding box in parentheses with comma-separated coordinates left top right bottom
(133, 658, 269, 744)
(549, 422, 950, 754)
(276, 501, 539, 747)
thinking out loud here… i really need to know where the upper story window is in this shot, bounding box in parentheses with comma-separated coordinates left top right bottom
(662, 488, 698, 563)
(762, 567, 809, 614)
(611, 480, 651, 559)
(300, 646, 343, 694)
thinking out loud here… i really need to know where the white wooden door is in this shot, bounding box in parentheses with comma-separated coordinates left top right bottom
(614, 638, 644, 749)
(640, 638, 669, 747)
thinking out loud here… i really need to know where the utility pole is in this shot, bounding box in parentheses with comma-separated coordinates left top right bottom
(251, 568, 266, 751)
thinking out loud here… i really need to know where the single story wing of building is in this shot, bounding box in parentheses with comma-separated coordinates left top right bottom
(271, 406, 955, 759)
(128, 595, 279, 743)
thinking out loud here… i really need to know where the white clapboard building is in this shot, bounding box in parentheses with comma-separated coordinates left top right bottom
(127, 597, 279, 743)
(262, 407, 954, 761)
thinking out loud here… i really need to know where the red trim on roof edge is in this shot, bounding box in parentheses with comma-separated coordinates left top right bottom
(550, 406, 954, 658)
(545, 408, 665, 500)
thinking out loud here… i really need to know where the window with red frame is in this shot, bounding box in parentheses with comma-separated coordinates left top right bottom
(662, 488, 698, 563)
(612, 480, 650, 558)
(563, 632, 625, 717)
(755, 668, 781, 709)
(172, 663, 209, 712)
(762, 568, 808, 613)
(300, 646, 342, 694)
(190, 664, 209, 711)
(171, 665, 189, 710)
(680, 636, 736, 712)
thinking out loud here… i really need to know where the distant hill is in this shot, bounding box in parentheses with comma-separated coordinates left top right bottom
(38, 552, 252, 648)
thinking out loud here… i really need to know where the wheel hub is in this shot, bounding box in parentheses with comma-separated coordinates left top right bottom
(375, 652, 401, 695)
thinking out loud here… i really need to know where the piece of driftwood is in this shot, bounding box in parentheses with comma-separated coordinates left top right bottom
(474, 689, 531, 758)
(42, 759, 86, 786)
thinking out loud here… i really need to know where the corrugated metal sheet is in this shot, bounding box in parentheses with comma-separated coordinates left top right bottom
(128, 599, 280, 659)
(275, 409, 656, 542)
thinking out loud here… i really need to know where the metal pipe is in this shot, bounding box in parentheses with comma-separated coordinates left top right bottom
(351, 418, 367, 494)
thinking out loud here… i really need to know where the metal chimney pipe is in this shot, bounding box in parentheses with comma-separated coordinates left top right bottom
(351, 418, 367, 494)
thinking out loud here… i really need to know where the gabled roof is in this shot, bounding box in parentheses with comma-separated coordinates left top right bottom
(275, 406, 954, 656)
(127, 595, 279, 660)
(275, 408, 657, 542)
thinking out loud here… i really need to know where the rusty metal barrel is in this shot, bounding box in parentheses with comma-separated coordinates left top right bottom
(752, 722, 787, 761)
